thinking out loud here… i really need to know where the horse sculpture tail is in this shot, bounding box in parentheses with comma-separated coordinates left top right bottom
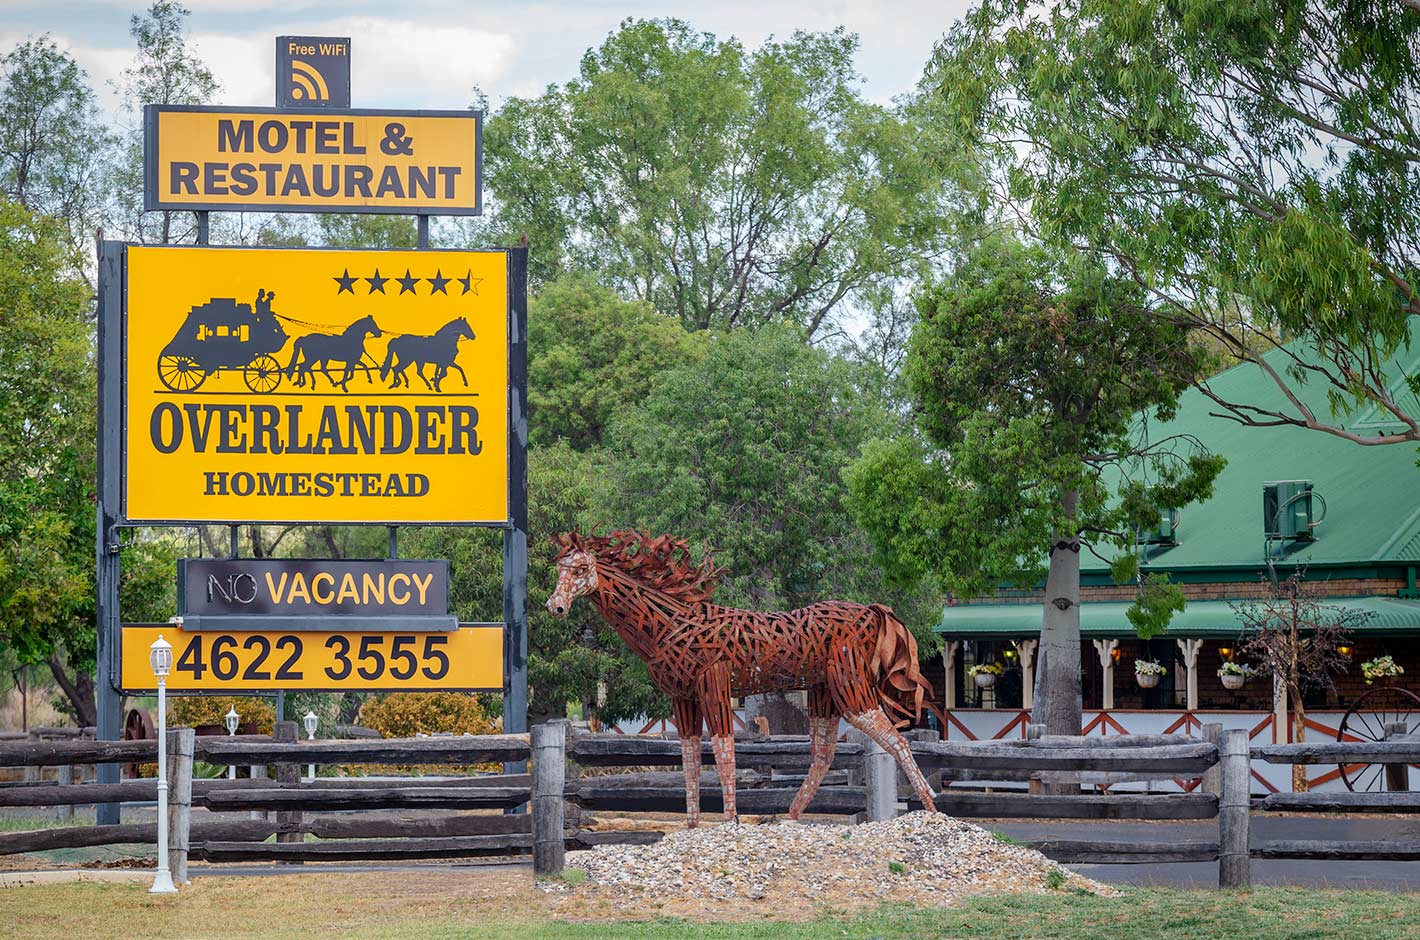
(868, 604, 946, 730)
(379, 340, 397, 380)
(284, 337, 305, 377)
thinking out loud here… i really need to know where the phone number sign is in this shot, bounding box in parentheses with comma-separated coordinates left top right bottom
(120, 623, 502, 692)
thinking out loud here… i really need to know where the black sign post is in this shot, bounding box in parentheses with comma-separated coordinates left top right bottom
(276, 36, 351, 108)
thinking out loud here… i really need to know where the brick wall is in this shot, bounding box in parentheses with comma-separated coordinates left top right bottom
(954, 578, 1407, 606)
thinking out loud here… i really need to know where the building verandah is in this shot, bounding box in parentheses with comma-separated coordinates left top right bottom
(931, 595, 1420, 793)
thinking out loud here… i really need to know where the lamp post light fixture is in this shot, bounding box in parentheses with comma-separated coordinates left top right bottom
(303, 710, 319, 781)
(224, 706, 240, 780)
(148, 635, 178, 895)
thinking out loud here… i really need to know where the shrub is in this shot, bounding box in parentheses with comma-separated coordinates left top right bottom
(171, 696, 275, 734)
(359, 692, 500, 738)
(358, 692, 502, 774)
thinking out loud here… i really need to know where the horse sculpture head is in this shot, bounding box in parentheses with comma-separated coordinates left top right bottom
(545, 531, 719, 618)
(546, 540, 599, 618)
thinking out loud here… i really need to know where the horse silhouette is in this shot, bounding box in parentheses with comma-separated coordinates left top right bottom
(285, 315, 383, 392)
(379, 318, 475, 392)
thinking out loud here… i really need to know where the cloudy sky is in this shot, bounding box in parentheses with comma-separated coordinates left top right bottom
(4, 1, 971, 119)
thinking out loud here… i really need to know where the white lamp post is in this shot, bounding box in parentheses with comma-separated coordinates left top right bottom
(303, 710, 319, 781)
(149, 635, 178, 895)
(224, 706, 240, 780)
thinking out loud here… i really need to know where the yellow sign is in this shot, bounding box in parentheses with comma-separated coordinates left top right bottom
(144, 106, 480, 214)
(123, 245, 508, 524)
(120, 624, 504, 692)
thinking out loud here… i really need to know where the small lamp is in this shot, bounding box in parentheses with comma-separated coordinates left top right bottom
(224, 706, 240, 780)
(1219, 646, 1233, 660)
(1338, 645, 1354, 658)
(303, 710, 319, 781)
(149, 634, 173, 677)
(148, 635, 177, 894)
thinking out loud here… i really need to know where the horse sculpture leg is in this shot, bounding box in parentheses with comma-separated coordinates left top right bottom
(696, 663, 738, 823)
(789, 686, 838, 819)
(843, 705, 938, 813)
(672, 697, 703, 828)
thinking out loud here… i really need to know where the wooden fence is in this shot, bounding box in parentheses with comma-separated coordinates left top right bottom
(3, 719, 1418, 889)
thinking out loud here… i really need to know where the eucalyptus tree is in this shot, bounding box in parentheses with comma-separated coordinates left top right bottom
(926, 0, 1420, 444)
(848, 238, 1224, 736)
(485, 18, 960, 338)
(0, 36, 114, 259)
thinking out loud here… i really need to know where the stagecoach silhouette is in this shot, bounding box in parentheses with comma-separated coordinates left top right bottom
(157, 291, 289, 393)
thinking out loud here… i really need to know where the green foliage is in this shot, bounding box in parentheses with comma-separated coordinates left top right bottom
(0, 199, 95, 667)
(599, 324, 939, 644)
(528, 277, 705, 450)
(0, 35, 114, 257)
(850, 237, 1224, 607)
(1045, 868, 1068, 890)
(925, 0, 1420, 442)
(486, 19, 957, 336)
(1126, 574, 1186, 641)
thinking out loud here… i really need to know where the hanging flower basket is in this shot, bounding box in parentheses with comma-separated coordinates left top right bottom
(1218, 662, 1255, 691)
(967, 663, 1003, 690)
(1135, 659, 1166, 689)
(1361, 656, 1403, 686)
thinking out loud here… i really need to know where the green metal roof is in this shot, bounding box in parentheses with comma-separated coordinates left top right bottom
(1084, 320, 1420, 574)
(938, 596, 1420, 638)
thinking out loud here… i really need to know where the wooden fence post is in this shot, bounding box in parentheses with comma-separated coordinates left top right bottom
(55, 765, 74, 823)
(1384, 722, 1410, 792)
(273, 721, 302, 863)
(531, 720, 567, 876)
(1201, 723, 1223, 797)
(168, 727, 194, 885)
(1026, 723, 1045, 795)
(848, 727, 896, 822)
(1218, 728, 1251, 889)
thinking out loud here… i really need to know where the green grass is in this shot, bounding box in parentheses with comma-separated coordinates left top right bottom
(990, 831, 1024, 847)
(1045, 868, 1068, 890)
(0, 876, 1417, 940)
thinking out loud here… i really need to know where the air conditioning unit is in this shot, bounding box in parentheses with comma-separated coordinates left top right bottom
(1139, 508, 1179, 545)
(1263, 480, 1315, 540)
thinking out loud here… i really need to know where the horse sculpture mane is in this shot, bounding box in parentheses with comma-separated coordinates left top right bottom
(552, 530, 720, 605)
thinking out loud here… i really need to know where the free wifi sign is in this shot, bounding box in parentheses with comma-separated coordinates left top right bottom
(277, 36, 350, 108)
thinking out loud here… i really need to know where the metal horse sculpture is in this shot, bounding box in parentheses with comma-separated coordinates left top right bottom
(285, 315, 383, 391)
(546, 531, 941, 826)
(379, 317, 475, 392)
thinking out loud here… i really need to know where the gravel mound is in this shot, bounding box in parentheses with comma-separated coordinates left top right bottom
(542, 812, 1113, 912)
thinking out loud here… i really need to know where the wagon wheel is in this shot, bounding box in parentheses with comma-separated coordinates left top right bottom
(157, 353, 206, 392)
(1336, 686, 1420, 791)
(243, 353, 283, 393)
(122, 707, 156, 779)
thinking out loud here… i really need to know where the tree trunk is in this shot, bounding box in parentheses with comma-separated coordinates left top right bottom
(1291, 690, 1310, 792)
(1032, 490, 1083, 739)
(48, 657, 97, 728)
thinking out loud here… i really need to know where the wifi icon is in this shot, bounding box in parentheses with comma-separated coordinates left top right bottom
(277, 36, 351, 109)
(290, 60, 330, 102)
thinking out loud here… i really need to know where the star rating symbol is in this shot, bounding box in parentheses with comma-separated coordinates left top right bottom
(335, 267, 481, 297)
